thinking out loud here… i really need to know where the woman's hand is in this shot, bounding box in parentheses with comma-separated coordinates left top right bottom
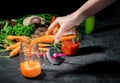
(48, 0, 117, 43)
(48, 14, 81, 43)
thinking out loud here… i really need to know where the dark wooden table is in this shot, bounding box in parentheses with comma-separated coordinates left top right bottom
(0, 22, 120, 83)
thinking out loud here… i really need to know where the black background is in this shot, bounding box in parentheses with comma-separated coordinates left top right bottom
(0, 0, 85, 19)
(0, 0, 120, 21)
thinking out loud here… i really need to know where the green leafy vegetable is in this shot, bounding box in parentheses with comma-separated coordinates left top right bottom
(0, 13, 59, 47)
(0, 20, 35, 45)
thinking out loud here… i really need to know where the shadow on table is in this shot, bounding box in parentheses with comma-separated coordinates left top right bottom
(24, 46, 119, 80)
(80, 61, 120, 74)
(77, 45, 105, 55)
(93, 24, 120, 34)
(54, 61, 120, 78)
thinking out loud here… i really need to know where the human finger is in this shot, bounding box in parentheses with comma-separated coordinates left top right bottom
(54, 26, 66, 44)
(48, 20, 58, 30)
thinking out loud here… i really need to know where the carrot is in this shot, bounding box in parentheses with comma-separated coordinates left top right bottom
(38, 47, 50, 52)
(31, 34, 76, 45)
(7, 35, 30, 42)
(9, 46, 20, 58)
(45, 24, 60, 35)
(31, 35, 55, 45)
(46, 16, 60, 35)
(61, 34, 76, 41)
(50, 16, 56, 24)
(5, 42, 21, 51)
(45, 29, 54, 35)
(3, 43, 10, 48)
(38, 43, 52, 47)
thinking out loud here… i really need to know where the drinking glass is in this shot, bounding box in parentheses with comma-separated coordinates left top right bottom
(19, 40, 45, 78)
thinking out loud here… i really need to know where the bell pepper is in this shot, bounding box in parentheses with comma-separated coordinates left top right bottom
(61, 40, 80, 56)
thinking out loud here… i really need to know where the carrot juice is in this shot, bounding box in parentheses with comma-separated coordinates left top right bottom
(20, 41, 43, 78)
(20, 60, 41, 78)
(61, 40, 80, 56)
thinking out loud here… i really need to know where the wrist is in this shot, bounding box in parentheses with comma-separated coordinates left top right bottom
(71, 11, 86, 26)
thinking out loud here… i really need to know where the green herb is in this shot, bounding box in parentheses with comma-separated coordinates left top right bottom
(0, 55, 10, 59)
(0, 19, 6, 25)
(51, 42, 62, 52)
(0, 20, 35, 46)
(11, 23, 35, 37)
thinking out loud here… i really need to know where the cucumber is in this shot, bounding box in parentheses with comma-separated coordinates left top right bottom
(85, 16, 95, 34)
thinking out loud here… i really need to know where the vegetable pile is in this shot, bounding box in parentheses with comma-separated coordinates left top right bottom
(0, 13, 81, 59)
(0, 14, 58, 53)
(0, 14, 57, 46)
